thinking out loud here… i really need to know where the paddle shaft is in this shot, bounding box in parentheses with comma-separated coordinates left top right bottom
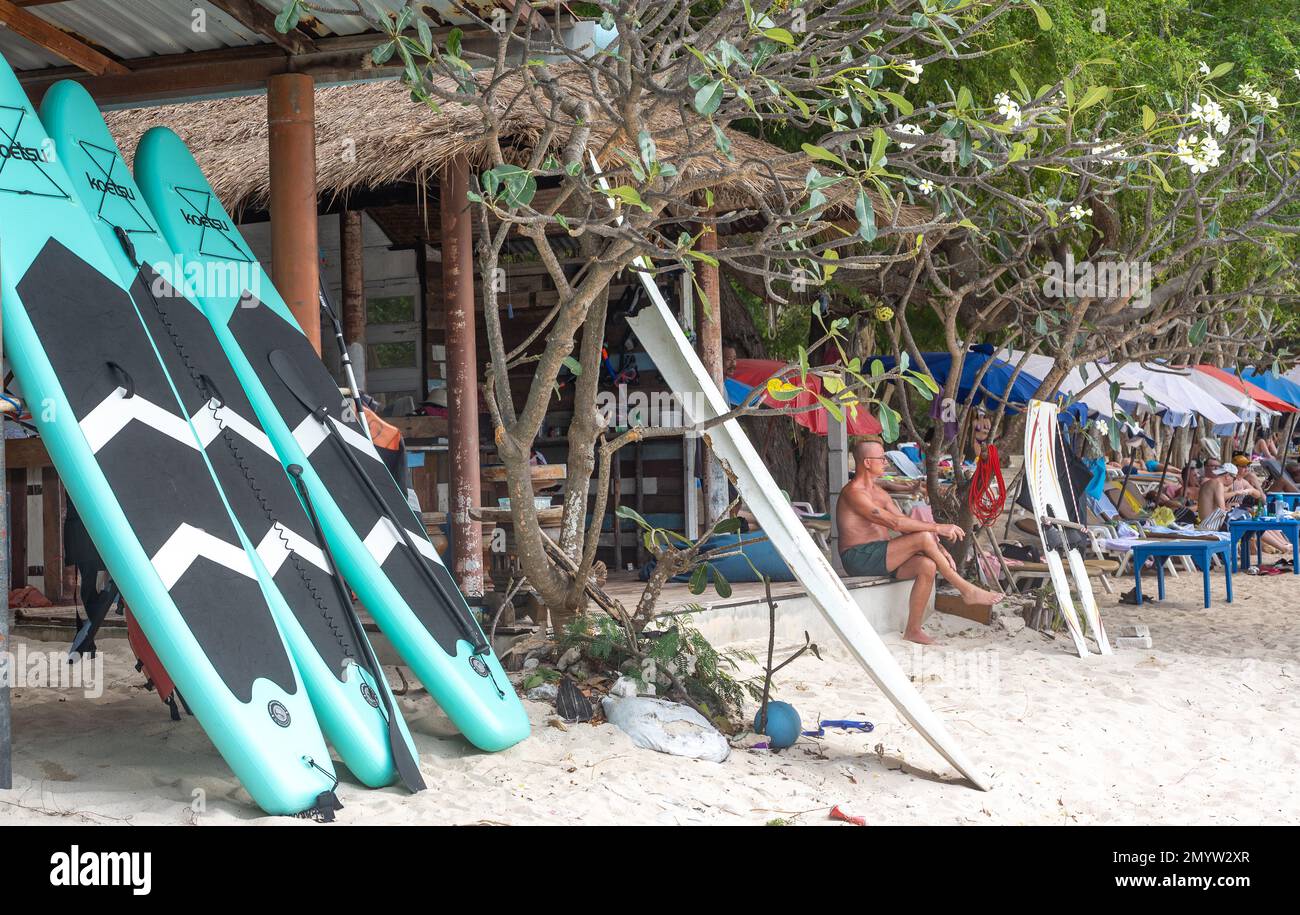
(317, 273, 370, 440)
(288, 464, 425, 794)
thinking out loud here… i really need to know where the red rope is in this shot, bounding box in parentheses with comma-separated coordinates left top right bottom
(969, 444, 1006, 527)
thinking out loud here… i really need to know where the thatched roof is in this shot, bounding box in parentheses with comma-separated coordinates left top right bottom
(105, 75, 928, 229)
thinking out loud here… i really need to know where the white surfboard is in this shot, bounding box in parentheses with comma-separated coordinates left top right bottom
(625, 299, 993, 790)
(1024, 400, 1108, 655)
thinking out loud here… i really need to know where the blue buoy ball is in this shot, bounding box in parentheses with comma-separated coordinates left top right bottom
(754, 701, 801, 749)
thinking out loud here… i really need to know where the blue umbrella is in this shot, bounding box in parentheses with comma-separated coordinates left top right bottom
(869, 346, 1046, 415)
(1239, 367, 1300, 409)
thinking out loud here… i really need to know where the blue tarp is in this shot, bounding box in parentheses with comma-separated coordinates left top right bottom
(1240, 368, 1300, 409)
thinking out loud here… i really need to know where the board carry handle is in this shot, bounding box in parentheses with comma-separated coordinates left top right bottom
(105, 361, 135, 398)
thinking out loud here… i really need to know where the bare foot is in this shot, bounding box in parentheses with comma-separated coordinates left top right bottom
(903, 628, 935, 645)
(962, 586, 1005, 607)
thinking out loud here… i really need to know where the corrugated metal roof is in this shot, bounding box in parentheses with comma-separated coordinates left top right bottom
(0, 1, 550, 74)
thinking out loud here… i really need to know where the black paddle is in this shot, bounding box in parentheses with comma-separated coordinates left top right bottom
(268, 349, 495, 662)
(287, 463, 426, 794)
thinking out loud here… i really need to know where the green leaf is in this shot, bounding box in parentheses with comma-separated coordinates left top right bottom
(956, 86, 973, 112)
(1008, 141, 1028, 163)
(878, 406, 899, 442)
(274, 1, 301, 34)
(877, 90, 913, 115)
(1189, 317, 1209, 346)
(417, 18, 433, 54)
(1142, 105, 1156, 130)
(605, 185, 650, 212)
(446, 27, 462, 58)
(711, 566, 732, 598)
(1029, 1, 1053, 30)
(372, 41, 396, 65)
(801, 142, 847, 168)
(869, 127, 889, 166)
(1075, 86, 1111, 113)
(713, 517, 745, 535)
(562, 356, 583, 376)
(615, 504, 650, 529)
(1208, 62, 1233, 80)
(760, 27, 794, 45)
(694, 80, 725, 116)
(688, 563, 709, 595)
(766, 378, 804, 401)
(854, 189, 877, 243)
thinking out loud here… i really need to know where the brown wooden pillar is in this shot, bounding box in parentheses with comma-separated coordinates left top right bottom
(696, 217, 727, 527)
(268, 73, 320, 353)
(439, 158, 483, 595)
(339, 208, 366, 388)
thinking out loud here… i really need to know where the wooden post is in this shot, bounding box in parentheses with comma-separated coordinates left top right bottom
(268, 72, 321, 354)
(439, 158, 483, 596)
(827, 412, 849, 572)
(1, 271, 10, 790)
(695, 216, 727, 527)
(339, 209, 366, 390)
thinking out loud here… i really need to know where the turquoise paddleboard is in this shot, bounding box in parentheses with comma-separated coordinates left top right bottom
(0, 56, 336, 816)
(40, 78, 424, 793)
(135, 127, 529, 752)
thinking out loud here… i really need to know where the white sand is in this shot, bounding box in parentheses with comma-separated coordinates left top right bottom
(2, 568, 1297, 825)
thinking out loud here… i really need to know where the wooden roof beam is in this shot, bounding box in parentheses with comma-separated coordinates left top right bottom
(207, 0, 317, 56)
(0, 0, 129, 76)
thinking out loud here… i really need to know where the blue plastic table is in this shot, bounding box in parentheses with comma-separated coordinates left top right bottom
(1227, 518, 1300, 573)
(1129, 539, 1233, 608)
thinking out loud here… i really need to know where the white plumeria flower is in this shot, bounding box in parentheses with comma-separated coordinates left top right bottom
(1093, 142, 1127, 160)
(1263, 92, 1280, 110)
(917, 178, 936, 195)
(1294, 68, 1300, 82)
(1068, 204, 1093, 222)
(1177, 135, 1206, 172)
(994, 91, 1024, 127)
(1189, 96, 1232, 135)
(901, 60, 923, 85)
(1199, 134, 1223, 168)
(1191, 96, 1223, 124)
(1199, 61, 1211, 76)
(896, 123, 925, 149)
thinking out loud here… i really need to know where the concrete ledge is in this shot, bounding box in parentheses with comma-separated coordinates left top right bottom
(658, 576, 917, 647)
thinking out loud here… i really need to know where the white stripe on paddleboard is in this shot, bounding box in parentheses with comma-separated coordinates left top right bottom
(291, 414, 383, 463)
(362, 517, 437, 565)
(152, 523, 257, 590)
(191, 400, 278, 459)
(254, 523, 329, 576)
(81, 387, 197, 453)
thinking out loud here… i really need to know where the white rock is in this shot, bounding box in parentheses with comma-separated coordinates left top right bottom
(556, 647, 583, 671)
(526, 683, 559, 702)
(522, 658, 539, 670)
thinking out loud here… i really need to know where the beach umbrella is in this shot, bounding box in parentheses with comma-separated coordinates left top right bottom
(1239, 368, 1300, 409)
(725, 358, 883, 436)
(999, 350, 1238, 429)
(870, 347, 1044, 414)
(1182, 366, 1278, 421)
(1195, 365, 1298, 414)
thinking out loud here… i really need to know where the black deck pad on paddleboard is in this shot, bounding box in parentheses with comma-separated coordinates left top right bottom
(16, 238, 294, 701)
(124, 262, 365, 682)
(229, 298, 471, 656)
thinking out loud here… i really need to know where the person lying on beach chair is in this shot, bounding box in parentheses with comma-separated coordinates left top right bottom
(837, 440, 1003, 644)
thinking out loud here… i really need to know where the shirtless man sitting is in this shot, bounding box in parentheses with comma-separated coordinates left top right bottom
(837, 440, 1003, 644)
